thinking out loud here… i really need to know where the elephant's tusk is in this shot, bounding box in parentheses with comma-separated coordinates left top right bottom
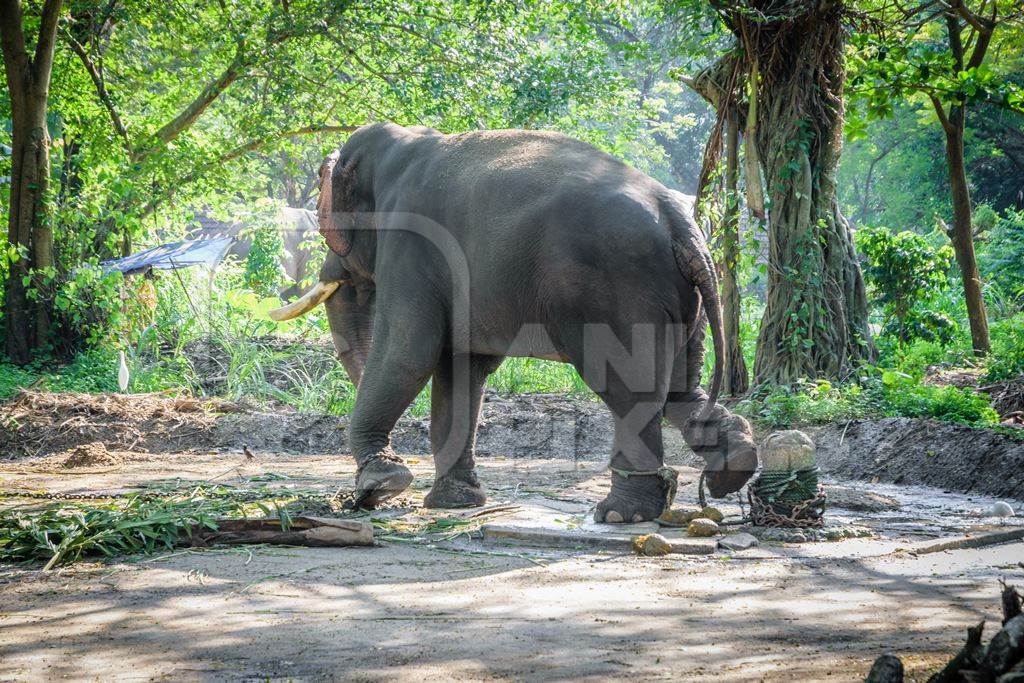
(268, 280, 342, 321)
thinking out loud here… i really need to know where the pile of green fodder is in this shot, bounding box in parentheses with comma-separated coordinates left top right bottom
(0, 481, 329, 570)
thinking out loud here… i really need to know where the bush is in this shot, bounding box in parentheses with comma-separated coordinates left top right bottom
(985, 314, 1024, 382)
(856, 226, 954, 343)
(875, 334, 972, 379)
(874, 371, 998, 425)
(736, 372, 998, 428)
(736, 380, 873, 428)
(980, 209, 1024, 307)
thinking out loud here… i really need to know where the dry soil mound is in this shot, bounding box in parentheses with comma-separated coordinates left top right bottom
(813, 417, 1024, 501)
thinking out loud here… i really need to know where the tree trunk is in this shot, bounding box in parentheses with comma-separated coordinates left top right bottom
(746, 1, 874, 385)
(942, 110, 990, 355)
(721, 112, 749, 395)
(5, 109, 54, 362)
(1, 0, 62, 364)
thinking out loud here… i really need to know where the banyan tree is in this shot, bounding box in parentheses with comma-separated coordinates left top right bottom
(687, 0, 874, 386)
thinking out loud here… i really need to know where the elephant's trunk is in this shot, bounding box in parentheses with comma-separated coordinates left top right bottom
(323, 283, 375, 388)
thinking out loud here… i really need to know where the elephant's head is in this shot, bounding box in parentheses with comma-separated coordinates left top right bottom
(267, 123, 441, 383)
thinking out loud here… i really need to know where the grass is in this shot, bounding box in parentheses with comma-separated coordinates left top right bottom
(1, 263, 1020, 428)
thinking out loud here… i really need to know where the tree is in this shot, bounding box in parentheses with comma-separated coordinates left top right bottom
(3, 0, 626, 360)
(1, 0, 63, 364)
(848, 0, 1024, 355)
(687, 0, 874, 386)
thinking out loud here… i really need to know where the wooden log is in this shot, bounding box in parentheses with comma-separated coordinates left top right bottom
(183, 516, 374, 548)
(928, 621, 985, 683)
(1002, 582, 1023, 626)
(982, 614, 1024, 676)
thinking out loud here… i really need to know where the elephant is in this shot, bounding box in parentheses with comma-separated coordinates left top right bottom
(270, 122, 758, 523)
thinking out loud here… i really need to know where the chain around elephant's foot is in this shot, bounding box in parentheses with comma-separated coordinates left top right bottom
(594, 470, 667, 523)
(423, 467, 486, 509)
(353, 450, 414, 509)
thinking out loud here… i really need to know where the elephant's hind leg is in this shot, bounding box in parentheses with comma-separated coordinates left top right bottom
(424, 353, 502, 508)
(564, 321, 672, 523)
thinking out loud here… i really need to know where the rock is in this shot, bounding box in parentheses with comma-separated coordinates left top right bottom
(718, 532, 758, 551)
(824, 485, 901, 513)
(990, 501, 1016, 518)
(697, 506, 724, 523)
(760, 430, 816, 471)
(687, 518, 720, 537)
(656, 508, 698, 527)
(632, 533, 672, 556)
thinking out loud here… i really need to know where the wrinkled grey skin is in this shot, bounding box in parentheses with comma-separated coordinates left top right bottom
(316, 122, 757, 522)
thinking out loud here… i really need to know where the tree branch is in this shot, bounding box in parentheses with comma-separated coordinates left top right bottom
(0, 0, 30, 104)
(140, 124, 358, 217)
(929, 92, 955, 133)
(31, 0, 63, 87)
(139, 42, 248, 161)
(63, 31, 131, 155)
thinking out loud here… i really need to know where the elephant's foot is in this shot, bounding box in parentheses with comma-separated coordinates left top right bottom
(703, 442, 758, 498)
(594, 470, 667, 523)
(353, 451, 413, 508)
(423, 469, 486, 509)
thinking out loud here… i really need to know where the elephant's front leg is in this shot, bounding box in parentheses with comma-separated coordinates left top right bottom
(348, 314, 442, 508)
(424, 353, 502, 508)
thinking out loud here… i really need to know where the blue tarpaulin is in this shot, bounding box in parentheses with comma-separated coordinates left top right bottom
(101, 237, 235, 276)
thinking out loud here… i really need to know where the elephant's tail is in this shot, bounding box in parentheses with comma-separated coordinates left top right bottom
(663, 195, 724, 422)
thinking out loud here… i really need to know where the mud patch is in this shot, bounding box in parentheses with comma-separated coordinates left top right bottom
(812, 418, 1024, 502)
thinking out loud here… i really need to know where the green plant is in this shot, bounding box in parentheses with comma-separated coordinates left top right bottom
(985, 314, 1024, 382)
(736, 371, 998, 428)
(980, 209, 1024, 309)
(856, 226, 954, 343)
(736, 380, 872, 428)
(241, 201, 286, 297)
(874, 371, 998, 425)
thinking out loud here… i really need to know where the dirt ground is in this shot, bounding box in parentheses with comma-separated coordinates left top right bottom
(4, 389, 1024, 499)
(2, 445, 1023, 682)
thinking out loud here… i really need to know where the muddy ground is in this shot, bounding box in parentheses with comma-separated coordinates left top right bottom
(1, 392, 1024, 681)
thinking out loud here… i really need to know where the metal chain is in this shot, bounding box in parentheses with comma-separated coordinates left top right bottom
(747, 487, 827, 528)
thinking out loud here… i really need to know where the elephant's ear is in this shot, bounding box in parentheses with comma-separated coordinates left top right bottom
(318, 150, 356, 256)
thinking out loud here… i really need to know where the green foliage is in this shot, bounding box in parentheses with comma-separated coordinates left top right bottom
(980, 209, 1024, 307)
(856, 226, 954, 342)
(488, 358, 591, 395)
(877, 371, 999, 425)
(0, 362, 36, 400)
(735, 380, 872, 428)
(243, 213, 286, 297)
(985, 314, 1024, 382)
(876, 335, 971, 379)
(737, 372, 998, 428)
